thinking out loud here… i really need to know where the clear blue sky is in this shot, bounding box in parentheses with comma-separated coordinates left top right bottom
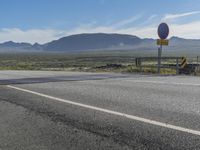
(0, 0, 200, 43)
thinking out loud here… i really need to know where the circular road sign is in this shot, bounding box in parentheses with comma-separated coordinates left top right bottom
(158, 23, 169, 39)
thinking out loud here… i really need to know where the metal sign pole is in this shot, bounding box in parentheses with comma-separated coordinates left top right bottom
(176, 58, 179, 75)
(157, 44, 162, 74)
(157, 23, 169, 74)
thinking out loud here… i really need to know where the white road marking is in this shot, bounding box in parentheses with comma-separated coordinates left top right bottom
(125, 79, 200, 86)
(7, 85, 200, 136)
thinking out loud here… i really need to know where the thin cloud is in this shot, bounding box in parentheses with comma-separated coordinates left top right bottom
(148, 15, 157, 21)
(68, 19, 200, 39)
(65, 15, 143, 35)
(162, 11, 200, 21)
(0, 28, 66, 44)
(170, 21, 200, 39)
(1, 13, 200, 44)
(139, 15, 158, 26)
(113, 15, 142, 28)
(116, 21, 200, 39)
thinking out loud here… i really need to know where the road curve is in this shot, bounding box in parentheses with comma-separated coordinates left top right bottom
(1, 71, 200, 150)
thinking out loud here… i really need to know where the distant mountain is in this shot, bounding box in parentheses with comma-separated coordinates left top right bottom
(1, 41, 31, 48)
(0, 33, 200, 53)
(42, 34, 200, 52)
(44, 33, 142, 51)
(32, 43, 44, 50)
(166, 36, 200, 52)
(0, 41, 43, 52)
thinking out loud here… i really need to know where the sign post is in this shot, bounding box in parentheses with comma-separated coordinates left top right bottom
(157, 44, 162, 74)
(157, 23, 169, 74)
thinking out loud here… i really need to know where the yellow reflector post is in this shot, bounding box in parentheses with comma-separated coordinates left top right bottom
(180, 57, 187, 68)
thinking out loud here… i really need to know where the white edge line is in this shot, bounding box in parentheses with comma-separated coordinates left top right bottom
(7, 85, 200, 136)
(125, 80, 200, 86)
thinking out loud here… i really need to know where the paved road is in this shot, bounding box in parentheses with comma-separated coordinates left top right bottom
(1, 71, 200, 150)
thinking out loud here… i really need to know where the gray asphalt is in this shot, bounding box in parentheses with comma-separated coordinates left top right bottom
(1, 71, 200, 150)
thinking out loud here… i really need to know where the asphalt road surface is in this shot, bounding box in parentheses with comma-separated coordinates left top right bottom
(1, 71, 200, 150)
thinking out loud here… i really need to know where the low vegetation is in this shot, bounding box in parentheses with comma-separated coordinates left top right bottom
(0, 51, 199, 75)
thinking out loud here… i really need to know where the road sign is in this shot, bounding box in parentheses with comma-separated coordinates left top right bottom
(157, 39, 169, 46)
(157, 23, 169, 74)
(180, 57, 187, 68)
(158, 23, 169, 40)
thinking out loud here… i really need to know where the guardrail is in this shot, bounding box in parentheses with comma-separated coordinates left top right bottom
(135, 57, 200, 75)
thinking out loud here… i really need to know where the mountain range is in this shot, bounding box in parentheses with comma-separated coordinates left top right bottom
(0, 33, 200, 52)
